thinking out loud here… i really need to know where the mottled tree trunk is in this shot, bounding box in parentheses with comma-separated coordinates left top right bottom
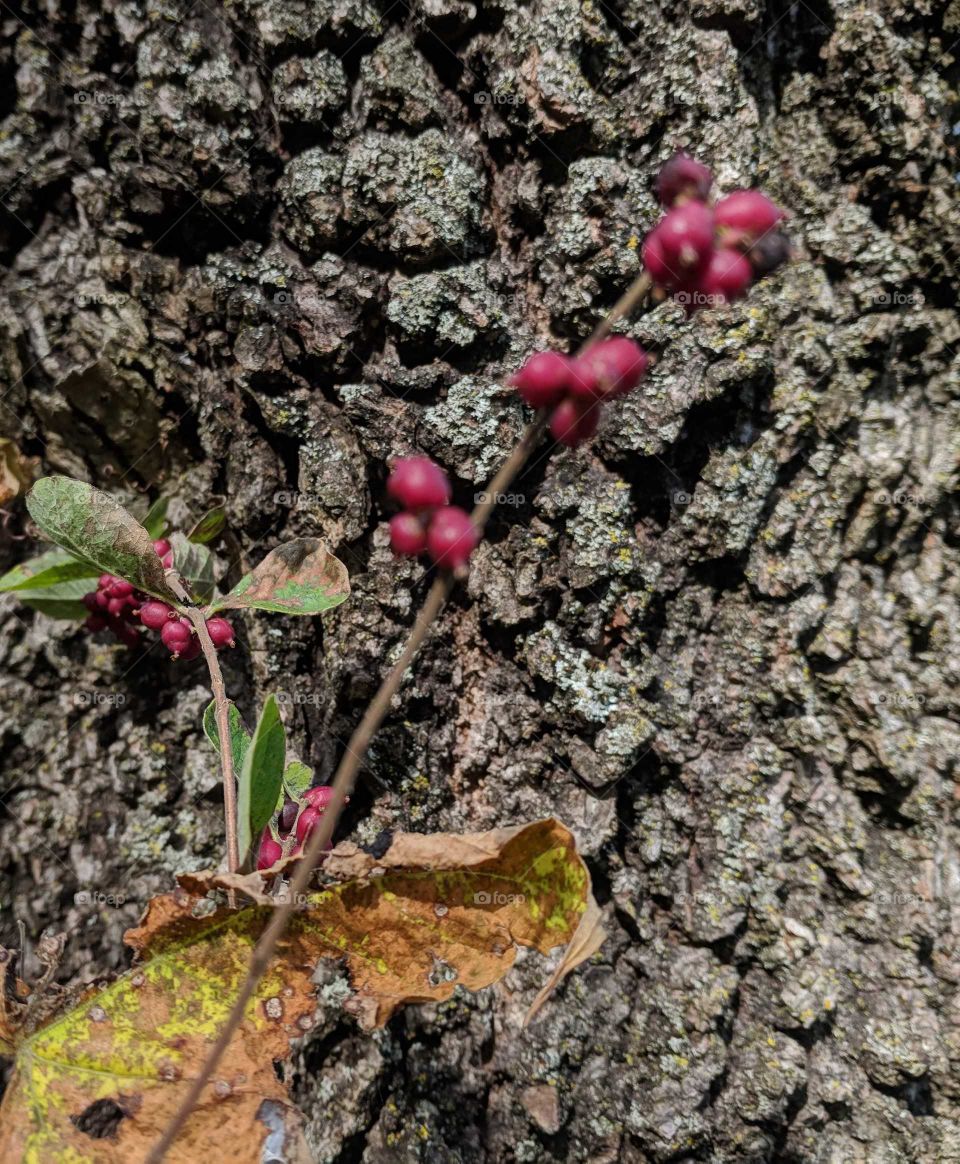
(2, 0, 960, 1159)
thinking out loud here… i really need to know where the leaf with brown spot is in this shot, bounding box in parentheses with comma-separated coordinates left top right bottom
(25, 476, 178, 603)
(206, 537, 349, 616)
(0, 820, 601, 1162)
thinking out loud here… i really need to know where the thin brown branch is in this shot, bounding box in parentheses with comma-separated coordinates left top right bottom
(165, 572, 240, 877)
(146, 277, 652, 1161)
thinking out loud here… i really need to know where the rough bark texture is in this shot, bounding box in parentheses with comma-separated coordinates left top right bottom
(1, 0, 959, 1160)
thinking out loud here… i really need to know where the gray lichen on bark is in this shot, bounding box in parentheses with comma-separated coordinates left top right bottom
(2, 0, 960, 1160)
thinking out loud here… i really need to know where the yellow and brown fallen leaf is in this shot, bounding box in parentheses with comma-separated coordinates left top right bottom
(0, 819, 603, 1163)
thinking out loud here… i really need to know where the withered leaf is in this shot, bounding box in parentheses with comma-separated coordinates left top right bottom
(207, 538, 349, 616)
(0, 820, 601, 1162)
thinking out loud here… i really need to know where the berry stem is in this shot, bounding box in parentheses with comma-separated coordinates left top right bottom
(164, 572, 241, 880)
(147, 274, 649, 1163)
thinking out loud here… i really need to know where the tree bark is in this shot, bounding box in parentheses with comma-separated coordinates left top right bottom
(2, 0, 960, 1160)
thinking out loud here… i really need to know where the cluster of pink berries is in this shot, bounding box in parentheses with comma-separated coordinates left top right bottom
(510, 336, 650, 448)
(256, 785, 342, 870)
(81, 537, 235, 659)
(642, 152, 789, 312)
(387, 456, 479, 570)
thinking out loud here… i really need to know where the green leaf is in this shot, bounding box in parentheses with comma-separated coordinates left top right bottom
(26, 476, 178, 602)
(0, 548, 102, 620)
(0, 548, 99, 594)
(237, 696, 286, 862)
(275, 758, 313, 814)
(208, 538, 349, 617)
(169, 531, 215, 602)
(21, 596, 89, 620)
(188, 506, 226, 544)
(203, 700, 251, 775)
(141, 496, 169, 539)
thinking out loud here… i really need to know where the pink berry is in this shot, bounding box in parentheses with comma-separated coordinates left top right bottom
(94, 590, 110, 610)
(160, 551, 173, 569)
(656, 151, 712, 207)
(296, 804, 321, 845)
(652, 202, 715, 285)
(106, 597, 128, 618)
(257, 832, 284, 871)
(109, 579, 135, 598)
(153, 538, 171, 557)
(697, 248, 753, 305)
(574, 337, 649, 401)
(82, 592, 99, 613)
(389, 512, 428, 557)
(99, 574, 115, 589)
(642, 230, 673, 287)
(161, 618, 192, 655)
(714, 190, 784, 242)
(205, 616, 235, 649)
(550, 398, 600, 448)
(304, 785, 336, 810)
(510, 351, 572, 409)
(387, 456, 451, 511)
(138, 600, 174, 630)
(426, 506, 479, 570)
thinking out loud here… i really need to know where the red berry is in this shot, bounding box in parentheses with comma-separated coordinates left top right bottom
(656, 151, 712, 207)
(642, 230, 673, 287)
(257, 832, 284, 871)
(296, 804, 321, 845)
(161, 618, 193, 655)
(278, 799, 299, 835)
(109, 579, 135, 598)
(696, 248, 753, 306)
(574, 338, 649, 401)
(714, 190, 784, 243)
(304, 785, 336, 810)
(748, 230, 791, 275)
(139, 600, 174, 630)
(510, 351, 572, 409)
(178, 638, 201, 662)
(205, 617, 235, 649)
(82, 592, 99, 613)
(94, 590, 110, 610)
(84, 614, 107, 633)
(99, 574, 115, 589)
(550, 398, 600, 448)
(387, 456, 451, 511)
(426, 506, 479, 570)
(107, 596, 129, 618)
(153, 538, 171, 557)
(652, 202, 715, 285)
(160, 551, 173, 570)
(114, 621, 141, 649)
(389, 512, 428, 557)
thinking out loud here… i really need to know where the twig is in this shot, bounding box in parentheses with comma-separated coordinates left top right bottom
(146, 272, 651, 1162)
(165, 572, 240, 877)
